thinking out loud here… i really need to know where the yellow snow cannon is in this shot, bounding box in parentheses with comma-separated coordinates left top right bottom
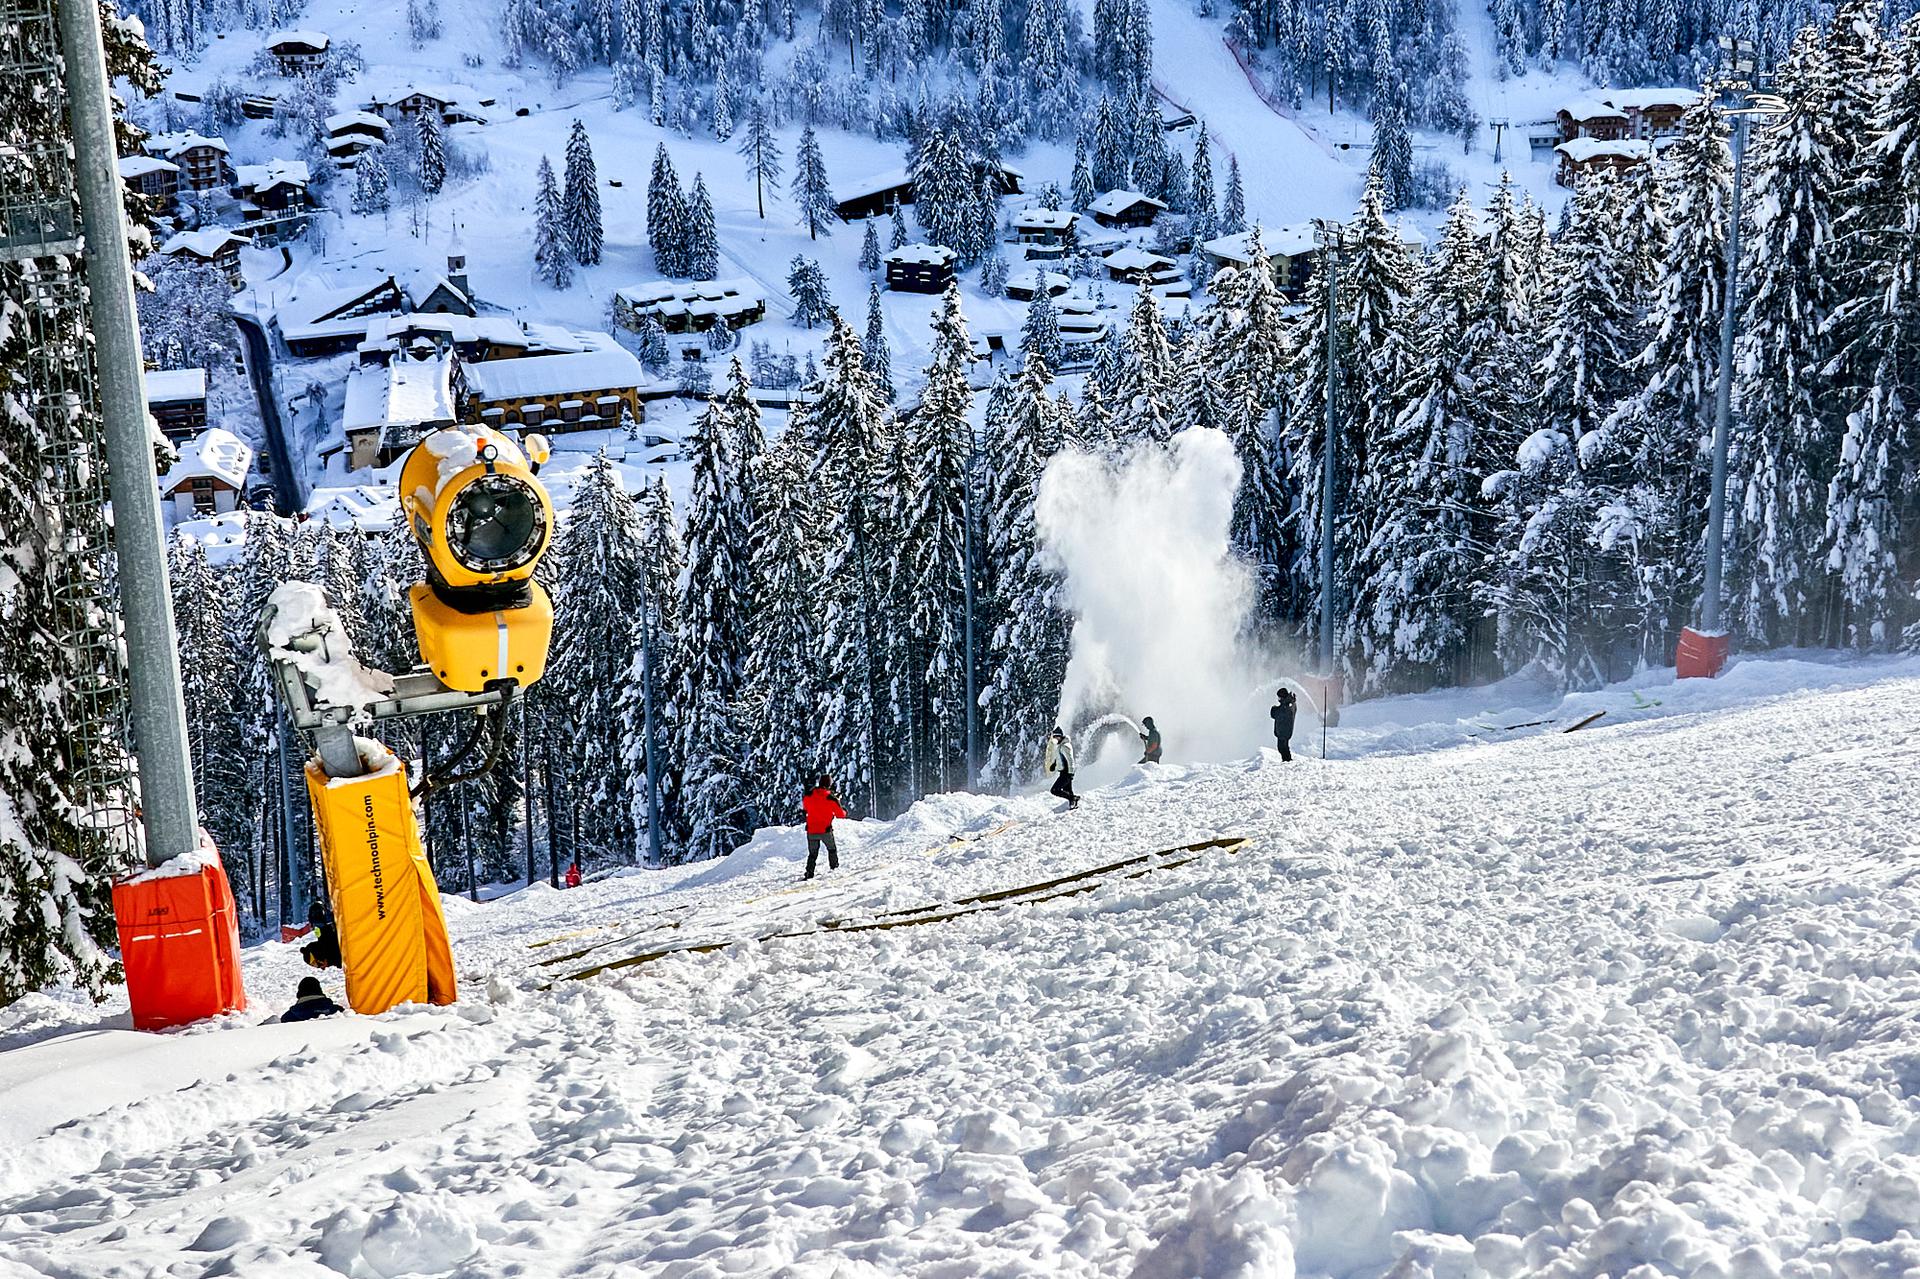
(398, 426, 556, 693)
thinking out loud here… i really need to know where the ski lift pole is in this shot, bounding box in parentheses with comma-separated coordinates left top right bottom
(59, 0, 200, 866)
(961, 426, 980, 790)
(639, 571, 664, 867)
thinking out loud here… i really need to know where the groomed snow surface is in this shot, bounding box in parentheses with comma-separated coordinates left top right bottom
(5, 655, 1920, 1277)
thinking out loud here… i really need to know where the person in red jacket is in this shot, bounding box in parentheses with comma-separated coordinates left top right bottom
(802, 775, 846, 880)
(564, 860, 582, 889)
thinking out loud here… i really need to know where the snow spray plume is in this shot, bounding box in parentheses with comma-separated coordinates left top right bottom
(1036, 428, 1265, 778)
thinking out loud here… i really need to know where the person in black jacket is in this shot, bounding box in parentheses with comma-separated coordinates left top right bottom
(1270, 688, 1297, 761)
(281, 976, 344, 1023)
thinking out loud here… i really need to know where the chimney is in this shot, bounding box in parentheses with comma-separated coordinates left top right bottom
(446, 253, 468, 299)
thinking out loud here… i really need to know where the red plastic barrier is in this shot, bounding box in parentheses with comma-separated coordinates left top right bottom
(113, 859, 247, 1031)
(1676, 627, 1731, 680)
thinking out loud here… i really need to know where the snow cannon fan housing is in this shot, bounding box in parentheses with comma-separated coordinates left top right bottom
(399, 427, 556, 693)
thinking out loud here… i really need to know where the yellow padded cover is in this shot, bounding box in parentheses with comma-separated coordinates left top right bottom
(306, 756, 457, 1014)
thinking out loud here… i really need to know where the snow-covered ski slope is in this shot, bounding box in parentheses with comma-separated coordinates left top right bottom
(5, 654, 1920, 1277)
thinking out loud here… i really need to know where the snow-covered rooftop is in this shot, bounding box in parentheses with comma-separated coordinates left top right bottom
(1103, 247, 1176, 271)
(145, 130, 228, 158)
(1089, 189, 1168, 216)
(118, 154, 177, 179)
(615, 278, 765, 308)
(1006, 269, 1071, 295)
(344, 350, 456, 437)
(144, 368, 206, 403)
(360, 312, 526, 351)
(462, 348, 646, 402)
(1013, 208, 1076, 230)
(1596, 87, 1702, 111)
(233, 158, 310, 192)
(267, 28, 329, 49)
(885, 244, 957, 266)
(161, 227, 251, 257)
(1556, 138, 1654, 162)
(1558, 98, 1627, 121)
(324, 110, 390, 135)
(162, 427, 253, 490)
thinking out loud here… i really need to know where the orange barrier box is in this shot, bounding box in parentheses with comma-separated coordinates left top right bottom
(113, 859, 247, 1031)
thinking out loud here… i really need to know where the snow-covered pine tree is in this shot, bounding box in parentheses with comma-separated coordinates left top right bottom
(1281, 176, 1414, 668)
(1221, 155, 1248, 234)
(792, 124, 837, 240)
(899, 284, 977, 792)
(352, 143, 392, 214)
(1111, 281, 1177, 442)
(547, 454, 643, 866)
(1586, 99, 1732, 664)
(980, 353, 1073, 788)
(1355, 191, 1499, 690)
(738, 100, 783, 219)
(1191, 127, 1218, 243)
(890, 201, 910, 250)
(1730, 28, 1849, 646)
(982, 249, 1010, 295)
(1071, 136, 1097, 211)
(742, 427, 822, 823)
(912, 128, 973, 251)
(1825, 8, 1920, 648)
(417, 110, 446, 196)
(863, 281, 894, 401)
(859, 217, 883, 273)
(169, 536, 253, 924)
(686, 172, 720, 280)
(713, 62, 734, 140)
(563, 119, 604, 266)
(1090, 96, 1130, 191)
(648, 143, 688, 277)
(1490, 175, 1639, 686)
(1190, 231, 1296, 630)
(794, 318, 896, 817)
(677, 360, 760, 860)
(788, 255, 833, 328)
(533, 155, 573, 289)
(1021, 285, 1063, 367)
(627, 477, 687, 849)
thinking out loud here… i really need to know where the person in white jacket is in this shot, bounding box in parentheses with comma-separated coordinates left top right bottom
(1044, 727, 1079, 810)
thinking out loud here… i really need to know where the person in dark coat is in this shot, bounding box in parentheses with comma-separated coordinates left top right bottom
(802, 775, 847, 879)
(1045, 727, 1079, 809)
(1138, 716, 1163, 764)
(281, 976, 344, 1023)
(1270, 688, 1297, 761)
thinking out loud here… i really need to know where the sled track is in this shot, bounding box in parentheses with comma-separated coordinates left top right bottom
(546, 836, 1250, 985)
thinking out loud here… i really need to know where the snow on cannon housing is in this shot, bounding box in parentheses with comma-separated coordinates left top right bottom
(261, 424, 557, 1015)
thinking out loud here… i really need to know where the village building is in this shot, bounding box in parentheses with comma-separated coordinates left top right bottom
(144, 132, 230, 193)
(1088, 189, 1168, 229)
(613, 279, 768, 334)
(358, 313, 530, 364)
(1201, 221, 1427, 297)
(145, 368, 208, 442)
(231, 159, 312, 240)
(1004, 269, 1071, 302)
(365, 84, 490, 128)
(884, 243, 959, 294)
(160, 428, 254, 520)
(1558, 89, 1701, 144)
(273, 275, 410, 356)
(1102, 246, 1183, 287)
(118, 154, 179, 204)
(159, 227, 251, 282)
(336, 343, 459, 471)
(323, 110, 390, 165)
(461, 345, 647, 436)
(1056, 296, 1110, 356)
(266, 30, 329, 75)
(1011, 208, 1077, 257)
(1555, 137, 1655, 186)
(834, 161, 1025, 221)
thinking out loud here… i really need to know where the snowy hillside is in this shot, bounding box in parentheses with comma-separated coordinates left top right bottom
(5, 654, 1919, 1276)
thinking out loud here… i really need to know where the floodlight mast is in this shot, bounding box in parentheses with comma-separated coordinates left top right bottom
(59, 0, 201, 867)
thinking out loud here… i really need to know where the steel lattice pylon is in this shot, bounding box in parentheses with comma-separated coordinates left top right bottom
(2, 0, 140, 864)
